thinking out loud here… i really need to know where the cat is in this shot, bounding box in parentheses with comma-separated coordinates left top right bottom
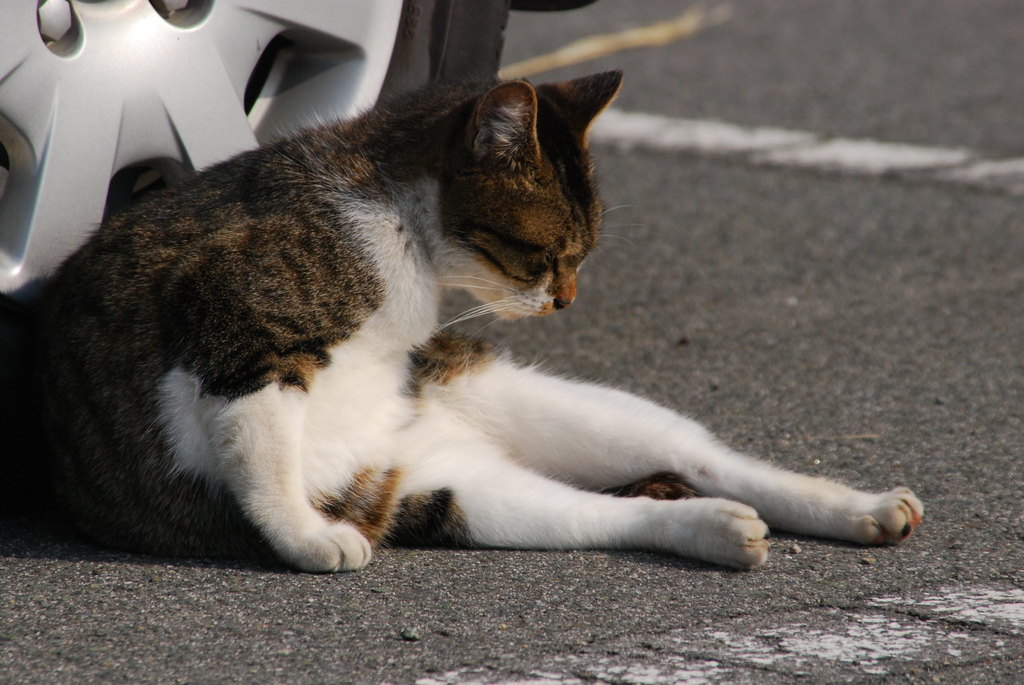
(35, 71, 922, 572)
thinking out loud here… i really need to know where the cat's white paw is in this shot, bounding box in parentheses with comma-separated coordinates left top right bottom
(279, 522, 373, 573)
(664, 499, 770, 570)
(849, 487, 924, 545)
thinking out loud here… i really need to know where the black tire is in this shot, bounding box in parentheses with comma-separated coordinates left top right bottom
(0, 297, 45, 512)
(380, 0, 511, 99)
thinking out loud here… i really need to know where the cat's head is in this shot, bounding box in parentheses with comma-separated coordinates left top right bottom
(440, 71, 622, 319)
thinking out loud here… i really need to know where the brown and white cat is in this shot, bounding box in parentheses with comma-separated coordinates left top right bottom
(35, 71, 922, 572)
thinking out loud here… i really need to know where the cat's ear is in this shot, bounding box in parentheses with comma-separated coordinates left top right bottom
(536, 70, 623, 146)
(469, 80, 541, 170)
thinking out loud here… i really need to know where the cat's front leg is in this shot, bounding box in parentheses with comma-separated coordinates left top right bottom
(214, 384, 372, 572)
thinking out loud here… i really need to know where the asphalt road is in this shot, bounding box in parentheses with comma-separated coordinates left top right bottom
(4, 1, 1024, 683)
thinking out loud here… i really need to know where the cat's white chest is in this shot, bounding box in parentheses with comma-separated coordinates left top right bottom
(295, 183, 445, 489)
(299, 327, 419, 491)
(296, 178, 445, 489)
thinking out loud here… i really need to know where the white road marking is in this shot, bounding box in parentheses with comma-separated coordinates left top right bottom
(941, 158, 1024, 181)
(938, 158, 1024, 195)
(756, 137, 971, 173)
(591, 109, 816, 153)
(674, 612, 990, 678)
(407, 586, 1022, 684)
(872, 587, 1024, 631)
(703, 615, 965, 675)
(591, 109, 1024, 193)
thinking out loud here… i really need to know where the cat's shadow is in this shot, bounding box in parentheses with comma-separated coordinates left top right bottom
(0, 510, 288, 574)
(2, 509, 861, 576)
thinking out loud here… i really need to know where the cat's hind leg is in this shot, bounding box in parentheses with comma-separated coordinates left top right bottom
(423, 354, 922, 547)
(391, 410, 769, 569)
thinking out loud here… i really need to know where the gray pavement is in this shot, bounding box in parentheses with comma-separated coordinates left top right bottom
(4, 1, 1024, 683)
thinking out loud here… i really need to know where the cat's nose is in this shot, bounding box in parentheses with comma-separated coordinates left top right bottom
(552, 277, 576, 310)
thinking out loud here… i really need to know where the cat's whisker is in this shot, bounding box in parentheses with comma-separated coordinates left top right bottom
(600, 204, 635, 218)
(444, 297, 531, 327)
(438, 297, 520, 329)
(603, 223, 647, 231)
(439, 305, 497, 328)
(441, 283, 512, 292)
(468, 315, 508, 338)
(484, 302, 527, 316)
(598, 233, 636, 248)
(439, 311, 503, 330)
(484, 301, 541, 320)
(437, 275, 517, 293)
